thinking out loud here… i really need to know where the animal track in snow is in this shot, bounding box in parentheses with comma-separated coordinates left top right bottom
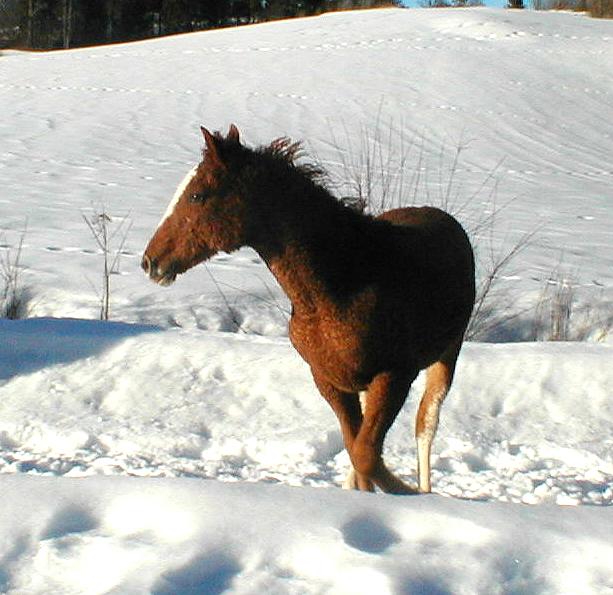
(41, 245, 139, 259)
(341, 515, 401, 554)
(0, 82, 318, 103)
(41, 506, 99, 541)
(153, 552, 241, 595)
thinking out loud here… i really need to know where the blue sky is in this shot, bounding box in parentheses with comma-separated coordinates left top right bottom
(401, 0, 509, 7)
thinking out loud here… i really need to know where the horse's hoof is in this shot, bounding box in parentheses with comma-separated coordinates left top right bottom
(342, 469, 359, 490)
(342, 469, 375, 492)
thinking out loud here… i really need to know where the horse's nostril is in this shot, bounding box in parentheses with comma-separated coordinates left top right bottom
(141, 254, 151, 275)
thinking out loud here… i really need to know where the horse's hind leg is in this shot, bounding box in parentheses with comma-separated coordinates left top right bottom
(415, 338, 463, 493)
(311, 372, 374, 491)
(351, 371, 419, 494)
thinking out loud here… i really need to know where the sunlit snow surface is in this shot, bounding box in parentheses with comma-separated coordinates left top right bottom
(0, 8, 612, 594)
(1, 7, 612, 331)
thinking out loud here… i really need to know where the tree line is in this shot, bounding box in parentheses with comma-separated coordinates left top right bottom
(0, 0, 400, 49)
(2, 0, 610, 49)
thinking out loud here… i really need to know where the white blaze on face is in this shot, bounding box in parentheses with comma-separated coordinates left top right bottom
(156, 165, 199, 230)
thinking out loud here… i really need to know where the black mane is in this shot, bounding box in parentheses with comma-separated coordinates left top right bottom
(259, 137, 327, 187)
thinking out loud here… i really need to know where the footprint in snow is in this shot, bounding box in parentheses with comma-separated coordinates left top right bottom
(153, 551, 241, 595)
(41, 505, 99, 541)
(341, 514, 401, 554)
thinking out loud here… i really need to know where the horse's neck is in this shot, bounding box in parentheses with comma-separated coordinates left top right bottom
(254, 189, 368, 313)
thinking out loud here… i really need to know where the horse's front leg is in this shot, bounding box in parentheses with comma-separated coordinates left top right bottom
(342, 391, 369, 490)
(311, 371, 374, 492)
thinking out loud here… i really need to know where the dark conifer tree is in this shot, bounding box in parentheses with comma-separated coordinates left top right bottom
(5, 0, 406, 50)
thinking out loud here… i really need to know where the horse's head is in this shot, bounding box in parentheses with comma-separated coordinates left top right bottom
(142, 124, 250, 286)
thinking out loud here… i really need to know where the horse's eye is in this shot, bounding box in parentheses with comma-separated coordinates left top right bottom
(189, 191, 209, 204)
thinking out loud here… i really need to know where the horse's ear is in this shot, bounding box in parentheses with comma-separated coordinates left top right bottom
(201, 126, 223, 164)
(201, 126, 215, 146)
(227, 123, 240, 144)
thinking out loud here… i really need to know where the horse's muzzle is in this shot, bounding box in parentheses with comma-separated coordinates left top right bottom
(141, 253, 177, 286)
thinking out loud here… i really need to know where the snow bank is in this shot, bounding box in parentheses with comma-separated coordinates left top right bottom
(1, 475, 611, 594)
(1, 318, 611, 507)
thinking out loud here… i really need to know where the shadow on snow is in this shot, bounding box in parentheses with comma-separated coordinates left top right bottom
(0, 317, 161, 380)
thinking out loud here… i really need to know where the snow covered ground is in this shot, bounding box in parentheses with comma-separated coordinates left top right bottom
(0, 7, 612, 594)
(1, 473, 612, 594)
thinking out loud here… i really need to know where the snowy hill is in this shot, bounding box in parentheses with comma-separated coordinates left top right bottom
(0, 7, 612, 594)
(1, 7, 612, 331)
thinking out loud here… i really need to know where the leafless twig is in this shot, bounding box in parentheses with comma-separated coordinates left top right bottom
(82, 205, 132, 320)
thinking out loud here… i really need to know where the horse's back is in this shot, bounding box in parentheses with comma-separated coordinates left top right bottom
(376, 206, 474, 275)
(377, 206, 467, 240)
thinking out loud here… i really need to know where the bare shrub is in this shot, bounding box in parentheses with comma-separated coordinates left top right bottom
(531, 267, 613, 342)
(466, 228, 537, 341)
(326, 116, 417, 214)
(82, 205, 132, 321)
(203, 264, 245, 333)
(0, 230, 30, 319)
(536, 275, 574, 341)
(319, 118, 535, 342)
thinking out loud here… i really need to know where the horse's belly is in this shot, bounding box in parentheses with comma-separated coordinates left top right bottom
(289, 316, 374, 393)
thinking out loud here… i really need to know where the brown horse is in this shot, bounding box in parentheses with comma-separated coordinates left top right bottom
(142, 125, 475, 494)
